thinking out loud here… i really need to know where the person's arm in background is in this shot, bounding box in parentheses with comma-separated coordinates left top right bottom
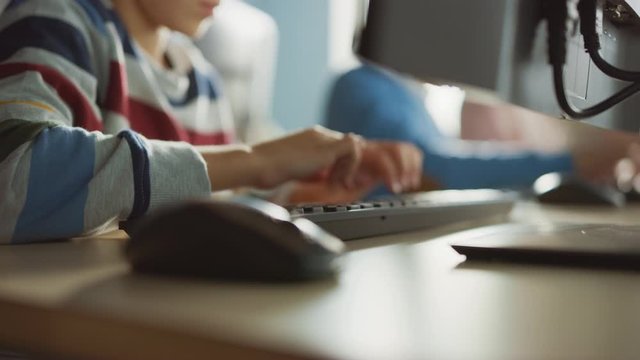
(459, 97, 640, 183)
(325, 64, 638, 192)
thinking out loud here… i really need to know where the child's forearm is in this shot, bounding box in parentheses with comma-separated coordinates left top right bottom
(196, 144, 264, 191)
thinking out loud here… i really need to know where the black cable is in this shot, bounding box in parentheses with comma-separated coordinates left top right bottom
(553, 64, 640, 119)
(590, 50, 640, 81)
(546, 0, 640, 119)
(545, 0, 568, 66)
(578, 0, 640, 81)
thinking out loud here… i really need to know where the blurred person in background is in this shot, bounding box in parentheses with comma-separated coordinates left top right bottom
(325, 0, 640, 196)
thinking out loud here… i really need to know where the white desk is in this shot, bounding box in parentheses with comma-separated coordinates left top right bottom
(2, 202, 640, 360)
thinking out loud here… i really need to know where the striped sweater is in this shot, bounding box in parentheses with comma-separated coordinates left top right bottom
(0, 0, 236, 243)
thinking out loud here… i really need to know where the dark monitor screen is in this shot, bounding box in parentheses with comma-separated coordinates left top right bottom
(358, 0, 640, 131)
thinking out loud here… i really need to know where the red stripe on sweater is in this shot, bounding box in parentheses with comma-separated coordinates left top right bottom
(128, 98, 232, 145)
(128, 98, 188, 141)
(104, 61, 129, 116)
(0, 63, 102, 131)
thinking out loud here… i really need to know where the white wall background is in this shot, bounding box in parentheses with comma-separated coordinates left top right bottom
(246, 0, 359, 130)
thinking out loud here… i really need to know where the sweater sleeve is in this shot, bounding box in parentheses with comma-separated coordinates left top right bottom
(0, 1, 211, 244)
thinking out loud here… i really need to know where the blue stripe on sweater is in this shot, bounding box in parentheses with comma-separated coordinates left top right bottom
(74, 0, 109, 35)
(73, 0, 137, 57)
(5, 0, 27, 10)
(106, 9, 137, 57)
(168, 68, 220, 107)
(13, 127, 96, 243)
(118, 130, 150, 218)
(0, 16, 93, 74)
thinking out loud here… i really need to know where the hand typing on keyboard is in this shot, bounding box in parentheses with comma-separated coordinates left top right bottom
(282, 139, 427, 205)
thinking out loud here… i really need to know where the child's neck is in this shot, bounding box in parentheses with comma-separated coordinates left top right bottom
(112, 0, 170, 69)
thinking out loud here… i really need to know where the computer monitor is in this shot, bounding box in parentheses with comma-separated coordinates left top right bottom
(358, 0, 640, 131)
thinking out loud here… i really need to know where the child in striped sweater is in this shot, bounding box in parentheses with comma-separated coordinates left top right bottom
(0, 0, 423, 243)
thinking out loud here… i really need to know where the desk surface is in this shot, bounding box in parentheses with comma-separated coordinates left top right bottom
(2, 202, 640, 360)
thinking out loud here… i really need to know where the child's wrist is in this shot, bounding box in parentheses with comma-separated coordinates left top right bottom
(250, 143, 284, 189)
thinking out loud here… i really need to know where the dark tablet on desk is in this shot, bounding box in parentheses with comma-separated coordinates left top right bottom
(450, 223, 640, 270)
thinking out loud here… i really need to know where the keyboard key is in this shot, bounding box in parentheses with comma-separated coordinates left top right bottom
(302, 206, 324, 214)
(323, 205, 348, 212)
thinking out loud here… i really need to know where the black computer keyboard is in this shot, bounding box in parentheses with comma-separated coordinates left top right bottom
(288, 189, 518, 240)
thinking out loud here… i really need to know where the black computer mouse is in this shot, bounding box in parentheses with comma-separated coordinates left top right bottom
(125, 198, 345, 282)
(533, 172, 625, 207)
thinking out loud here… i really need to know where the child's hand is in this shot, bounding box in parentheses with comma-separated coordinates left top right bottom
(358, 140, 424, 194)
(200, 125, 424, 195)
(615, 143, 640, 192)
(285, 140, 425, 204)
(253, 126, 423, 194)
(251, 126, 366, 189)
